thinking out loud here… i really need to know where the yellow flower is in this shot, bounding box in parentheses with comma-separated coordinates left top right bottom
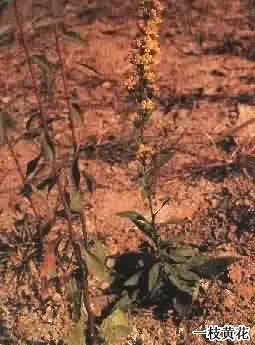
(125, 0, 163, 125)
(136, 143, 156, 164)
(141, 99, 154, 112)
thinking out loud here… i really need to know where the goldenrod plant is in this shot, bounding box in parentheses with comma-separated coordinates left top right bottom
(102, 2, 240, 343)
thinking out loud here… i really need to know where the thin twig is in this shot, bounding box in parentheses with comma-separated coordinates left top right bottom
(47, 1, 94, 342)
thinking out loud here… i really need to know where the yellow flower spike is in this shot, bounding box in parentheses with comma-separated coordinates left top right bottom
(141, 99, 154, 112)
(125, 0, 163, 132)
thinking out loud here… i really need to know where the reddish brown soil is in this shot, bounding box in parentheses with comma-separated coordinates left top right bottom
(0, 1, 255, 344)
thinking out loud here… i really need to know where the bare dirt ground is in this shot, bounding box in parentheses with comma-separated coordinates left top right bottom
(1, 0, 255, 344)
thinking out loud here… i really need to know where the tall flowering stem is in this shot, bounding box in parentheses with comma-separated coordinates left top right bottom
(126, 0, 163, 223)
(126, 0, 163, 143)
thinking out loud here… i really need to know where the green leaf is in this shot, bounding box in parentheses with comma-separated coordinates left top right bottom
(100, 308, 131, 345)
(71, 151, 81, 190)
(64, 314, 86, 345)
(0, 25, 14, 47)
(70, 190, 83, 213)
(185, 255, 210, 268)
(0, 112, 15, 144)
(116, 211, 157, 244)
(20, 183, 33, 198)
(41, 133, 55, 161)
(148, 262, 160, 292)
(90, 239, 106, 264)
(63, 29, 86, 44)
(66, 276, 82, 321)
(25, 153, 41, 178)
(25, 111, 39, 131)
(31, 54, 52, 74)
(37, 174, 58, 194)
(177, 266, 201, 282)
(166, 247, 199, 263)
(174, 247, 198, 257)
(81, 248, 112, 283)
(123, 271, 143, 287)
(0, 112, 6, 145)
(113, 291, 134, 311)
(157, 150, 175, 168)
(70, 102, 83, 125)
(83, 173, 96, 193)
(164, 263, 197, 295)
(188, 256, 239, 278)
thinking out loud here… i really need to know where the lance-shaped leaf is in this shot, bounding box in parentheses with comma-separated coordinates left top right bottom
(176, 265, 201, 282)
(25, 153, 41, 178)
(0, 25, 14, 47)
(113, 289, 141, 312)
(90, 239, 106, 264)
(25, 111, 39, 130)
(148, 262, 161, 292)
(20, 183, 33, 198)
(154, 197, 171, 217)
(166, 247, 199, 264)
(100, 308, 131, 345)
(123, 270, 143, 287)
(71, 152, 81, 190)
(37, 174, 58, 194)
(81, 247, 112, 283)
(63, 28, 86, 44)
(113, 291, 134, 311)
(157, 149, 176, 168)
(66, 276, 82, 322)
(31, 54, 52, 74)
(187, 256, 239, 278)
(116, 211, 157, 244)
(0, 113, 6, 144)
(164, 263, 198, 296)
(70, 100, 83, 125)
(83, 172, 96, 193)
(0, 112, 15, 144)
(70, 190, 83, 213)
(41, 132, 55, 161)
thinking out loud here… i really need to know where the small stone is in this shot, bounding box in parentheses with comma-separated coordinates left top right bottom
(1, 96, 11, 104)
(102, 81, 111, 89)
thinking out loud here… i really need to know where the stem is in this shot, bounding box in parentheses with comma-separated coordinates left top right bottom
(13, 2, 95, 343)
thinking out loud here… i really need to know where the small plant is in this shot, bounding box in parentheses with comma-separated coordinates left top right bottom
(110, 208, 238, 312)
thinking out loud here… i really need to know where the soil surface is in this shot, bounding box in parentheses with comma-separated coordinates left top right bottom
(0, 1, 255, 344)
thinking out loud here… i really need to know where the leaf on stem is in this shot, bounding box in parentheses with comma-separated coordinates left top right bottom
(116, 211, 157, 244)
